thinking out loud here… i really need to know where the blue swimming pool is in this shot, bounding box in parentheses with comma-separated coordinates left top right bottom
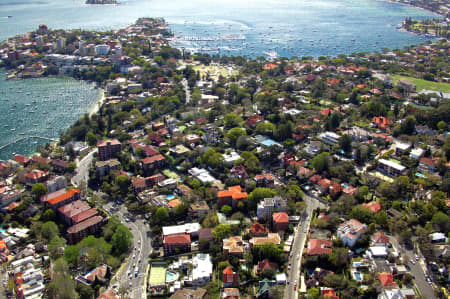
(354, 271, 362, 281)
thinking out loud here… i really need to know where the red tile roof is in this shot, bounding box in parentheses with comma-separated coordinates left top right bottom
(164, 234, 191, 245)
(217, 186, 248, 200)
(141, 154, 165, 164)
(58, 200, 90, 219)
(273, 212, 289, 224)
(40, 188, 67, 203)
(378, 272, 397, 288)
(307, 239, 332, 255)
(250, 222, 269, 235)
(223, 266, 234, 275)
(48, 189, 80, 206)
(13, 155, 30, 164)
(372, 232, 390, 244)
(98, 139, 121, 147)
(71, 208, 99, 224)
(362, 201, 381, 213)
(67, 215, 103, 234)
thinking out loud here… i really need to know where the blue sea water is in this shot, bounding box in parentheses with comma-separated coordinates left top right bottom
(0, 0, 438, 158)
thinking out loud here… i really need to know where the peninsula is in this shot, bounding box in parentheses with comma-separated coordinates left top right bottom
(0, 15, 449, 299)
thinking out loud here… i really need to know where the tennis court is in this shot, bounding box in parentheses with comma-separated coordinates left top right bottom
(149, 266, 166, 286)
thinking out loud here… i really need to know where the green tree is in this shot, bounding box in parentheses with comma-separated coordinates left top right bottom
(431, 212, 449, 232)
(67, 162, 76, 173)
(86, 131, 97, 146)
(224, 113, 241, 128)
(248, 188, 277, 211)
(31, 183, 47, 198)
(41, 221, 59, 241)
(220, 205, 232, 217)
(42, 209, 56, 222)
(227, 128, 246, 146)
(311, 152, 332, 172)
(115, 175, 130, 194)
(339, 134, 352, 153)
(350, 205, 374, 224)
(111, 225, 133, 256)
(154, 207, 169, 224)
(212, 224, 232, 241)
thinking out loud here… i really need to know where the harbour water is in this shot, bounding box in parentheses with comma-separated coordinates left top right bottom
(0, 70, 101, 160)
(0, 0, 438, 158)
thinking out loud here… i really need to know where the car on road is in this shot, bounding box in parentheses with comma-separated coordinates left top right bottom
(129, 282, 132, 287)
(297, 254, 300, 259)
(287, 280, 289, 285)
(415, 255, 419, 261)
(293, 285, 296, 291)
(427, 278, 432, 285)
(410, 259, 415, 265)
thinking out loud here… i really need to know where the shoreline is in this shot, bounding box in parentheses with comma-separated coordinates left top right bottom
(89, 87, 105, 117)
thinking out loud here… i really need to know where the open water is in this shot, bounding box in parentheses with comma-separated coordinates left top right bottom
(0, 0, 438, 158)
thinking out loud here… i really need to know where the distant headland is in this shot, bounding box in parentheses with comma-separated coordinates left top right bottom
(85, 0, 118, 4)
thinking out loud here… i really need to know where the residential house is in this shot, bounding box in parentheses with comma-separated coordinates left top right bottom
(378, 272, 398, 289)
(316, 178, 332, 195)
(257, 196, 287, 220)
(371, 232, 390, 247)
(222, 266, 238, 287)
(273, 212, 289, 233)
(97, 140, 121, 161)
(217, 186, 248, 208)
(13, 155, 30, 166)
(297, 167, 313, 180)
(363, 201, 381, 213)
(255, 259, 278, 275)
(250, 222, 269, 237)
(25, 170, 48, 186)
(337, 219, 367, 247)
(319, 132, 340, 145)
(83, 264, 108, 285)
(249, 233, 281, 247)
(245, 115, 263, 128)
(230, 165, 249, 179)
(320, 287, 339, 299)
(189, 201, 210, 219)
(307, 239, 332, 256)
(372, 116, 391, 130)
(223, 236, 244, 258)
(397, 79, 416, 94)
(254, 173, 275, 188)
(163, 234, 191, 256)
(377, 159, 407, 177)
(418, 157, 438, 173)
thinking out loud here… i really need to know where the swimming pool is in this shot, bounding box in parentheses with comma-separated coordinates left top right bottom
(353, 271, 363, 282)
(165, 194, 175, 200)
(166, 270, 179, 283)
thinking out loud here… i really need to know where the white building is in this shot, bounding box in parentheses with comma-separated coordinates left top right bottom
(369, 246, 389, 258)
(319, 131, 340, 145)
(162, 223, 200, 238)
(257, 196, 287, 220)
(409, 148, 424, 159)
(337, 219, 367, 247)
(191, 253, 213, 286)
(46, 176, 67, 193)
(377, 159, 407, 177)
(95, 44, 110, 56)
(56, 37, 66, 51)
(222, 151, 241, 164)
(188, 168, 216, 184)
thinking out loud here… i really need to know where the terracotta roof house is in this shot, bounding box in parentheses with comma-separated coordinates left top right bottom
(297, 167, 313, 180)
(329, 182, 342, 198)
(363, 201, 381, 213)
(254, 173, 275, 188)
(51, 159, 69, 173)
(223, 236, 244, 257)
(418, 157, 438, 173)
(246, 115, 263, 127)
(31, 155, 50, 165)
(273, 212, 289, 232)
(217, 186, 248, 208)
(168, 199, 182, 209)
(321, 287, 340, 299)
(255, 259, 278, 275)
(372, 116, 391, 130)
(147, 133, 164, 146)
(317, 178, 332, 194)
(72, 208, 99, 224)
(198, 228, 214, 243)
(371, 232, 390, 246)
(85, 264, 108, 284)
(40, 188, 67, 203)
(250, 222, 269, 237)
(343, 185, 357, 195)
(249, 233, 281, 247)
(378, 272, 397, 289)
(307, 239, 332, 256)
(222, 266, 238, 287)
(25, 169, 49, 186)
(163, 234, 191, 256)
(13, 155, 30, 165)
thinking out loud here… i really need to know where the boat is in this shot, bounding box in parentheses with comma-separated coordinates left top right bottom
(8, 16, 12, 18)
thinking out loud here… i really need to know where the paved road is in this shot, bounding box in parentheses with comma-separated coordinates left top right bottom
(71, 149, 97, 187)
(388, 236, 436, 299)
(104, 202, 152, 299)
(182, 78, 191, 104)
(285, 196, 320, 299)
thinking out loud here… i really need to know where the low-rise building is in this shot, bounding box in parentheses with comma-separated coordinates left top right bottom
(191, 253, 213, 286)
(377, 159, 406, 177)
(222, 266, 238, 287)
(189, 201, 210, 219)
(257, 196, 287, 220)
(307, 239, 332, 256)
(163, 234, 191, 256)
(217, 185, 248, 208)
(98, 139, 121, 161)
(273, 212, 289, 233)
(337, 219, 367, 247)
(67, 215, 104, 244)
(223, 236, 244, 257)
(96, 159, 121, 176)
(46, 176, 67, 193)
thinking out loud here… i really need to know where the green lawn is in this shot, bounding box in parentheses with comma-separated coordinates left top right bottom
(391, 75, 450, 93)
